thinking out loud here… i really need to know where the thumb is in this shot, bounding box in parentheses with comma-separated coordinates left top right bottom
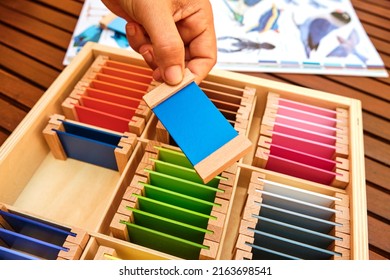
(136, 3, 185, 85)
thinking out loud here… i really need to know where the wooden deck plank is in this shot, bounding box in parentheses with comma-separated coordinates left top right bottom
(0, 24, 66, 71)
(352, 0, 390, 20)
(364, 158, 390, 192)
(370, 37, 390, 56)
(363, 112, 390, 141)
(0, 0, 79, 32)
(239, 71, 287, 84)
(326, 75, 390, 102)
(0, 45, 60, 89)
(0, 70, 44, 109)
(0, 132, 9, 145)
(368, 216, 390, 256)
(353, 8, 390, 30)
(36, 0, 84, 16)
(359, 21, 390, 42)
(0, 99, 27, 133)
(0, 4, 72, 49)
(367, 184, 390, 221)
(361, 0, 390, 9)
(364, 135, 390, 166)
(369, 250, 388, 260)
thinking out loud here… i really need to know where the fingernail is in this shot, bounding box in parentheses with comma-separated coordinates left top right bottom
(126, 23, 136, 36)
(164, 65, 183, 85)
(141, 50, 153, 65)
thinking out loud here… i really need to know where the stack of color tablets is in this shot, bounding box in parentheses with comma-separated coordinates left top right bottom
(234, 170, 351, 260)
(254, 92, 350, 188)
(43, 114, 137, 173)
(200, 80, 255, 135)
(110, 142, 236, 259)
(0, 204, 88, 260)
(62, 55, 153, 136)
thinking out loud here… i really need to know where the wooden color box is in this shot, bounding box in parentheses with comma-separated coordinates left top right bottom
(0, 43, 368, 260)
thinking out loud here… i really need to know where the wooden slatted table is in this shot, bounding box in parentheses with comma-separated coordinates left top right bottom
(0, 0, 388, 260)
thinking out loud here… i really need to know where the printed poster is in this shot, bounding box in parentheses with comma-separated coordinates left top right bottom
(64, 0, 387, 77)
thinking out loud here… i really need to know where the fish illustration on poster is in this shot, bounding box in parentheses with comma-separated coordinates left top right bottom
(213, 0, 387, 77)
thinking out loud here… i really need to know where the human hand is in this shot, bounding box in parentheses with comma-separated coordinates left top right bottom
(101, 0, 217, 85)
